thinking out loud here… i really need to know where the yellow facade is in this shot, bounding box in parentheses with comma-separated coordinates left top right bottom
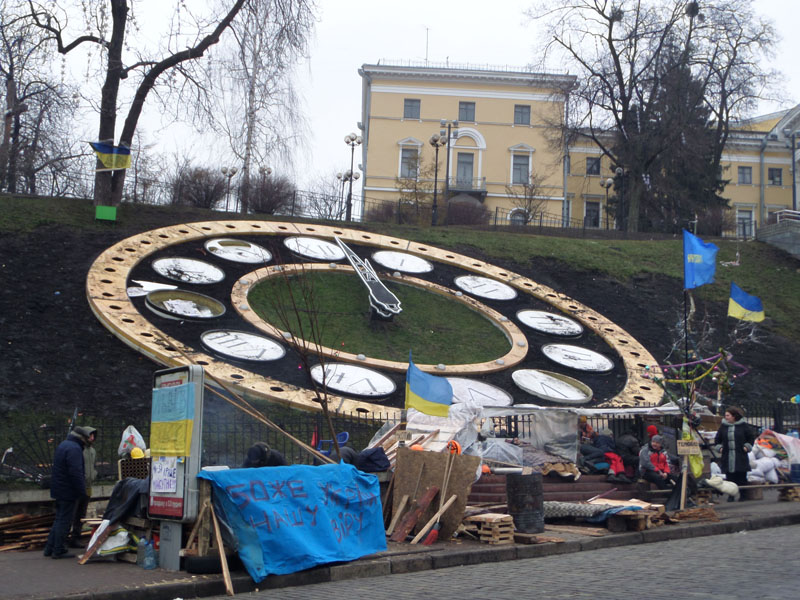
(359, 64, 576, 223)
(359, 62, 799, 233)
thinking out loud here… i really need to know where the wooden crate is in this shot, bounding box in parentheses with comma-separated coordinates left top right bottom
(464, 513, 514, 545)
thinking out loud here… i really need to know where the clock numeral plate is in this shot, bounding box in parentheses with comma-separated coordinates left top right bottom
(371, 251, 434, 274)
(512, 368, 593, 404)
(284, 236, 346, 261)
(541, 343, 614, 373)
(201, 330, 285, 362)
(205, 238, 273, 264)
(310, 363, 397, 398)
(517, 310, 583, 336)
(454, 275, 517, 300)
(152, 257, 225, 284)
(446, 377, 514, 407)
(145, 289, 226, 320)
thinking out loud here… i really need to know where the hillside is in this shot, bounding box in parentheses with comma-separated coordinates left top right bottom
(1, 196, 799, 422)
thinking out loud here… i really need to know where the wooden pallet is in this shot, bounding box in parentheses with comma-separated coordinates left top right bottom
(779, 486, 800, 502)
(463, 513, 514, 545)
(606, 509, 661, 532)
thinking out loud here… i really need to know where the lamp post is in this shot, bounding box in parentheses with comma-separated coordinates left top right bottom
(429, 132, 447, 226)
(784, 128, 798, 212)
(615, 166, 626, 231)
(336, 172, 345, 219)
(439, 119, 459, 216)
(341, 169, 360, 220)
(221, 166, 238, 212)
(600, 177, 614, 229)
(344, 133, 362, 221)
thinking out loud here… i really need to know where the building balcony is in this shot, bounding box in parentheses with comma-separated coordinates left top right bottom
(446, 176, 487, 201)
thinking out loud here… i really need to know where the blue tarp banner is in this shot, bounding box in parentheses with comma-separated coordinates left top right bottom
(198, 464, 387, 582)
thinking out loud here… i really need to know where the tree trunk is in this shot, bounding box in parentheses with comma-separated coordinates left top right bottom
(93, 0, 129, 206)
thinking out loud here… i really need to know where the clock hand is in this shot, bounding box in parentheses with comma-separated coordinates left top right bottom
(335, 237, 402, 319)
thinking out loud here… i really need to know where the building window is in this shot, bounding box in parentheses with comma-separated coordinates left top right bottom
(400, 148, 419, 178)
(509, 210, 528, 226)
(512, 155, 529, 184)
(768, 168, 782, 186)
(737, 208, 754, 238)
(585, 201, 600, 228)
(403, 98, 420, 119)
(514, 105, 530, 125)
(459, 101, 476, 122)
(738, 166, 752, 185)
(586, 157, 601, 175)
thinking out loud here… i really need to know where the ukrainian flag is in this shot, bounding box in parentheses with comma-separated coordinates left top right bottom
(405, 353, 453, 417)
(683, 229, 718, 289)
(89, 141, 131, 170)
(150, 383, 195, 456)
(728, 282, 765, 323)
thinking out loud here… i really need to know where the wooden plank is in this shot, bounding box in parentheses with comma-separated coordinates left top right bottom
(79, 521, 115, 564)
(544, 524, 607, 537)
(389, 486, 439, 543)
(410, 494, 458, 544)
(464, 513, 513, 524)
(514, 532, 566, 544)
(209, 503, 234, 597)
(386, 495, 409, 536)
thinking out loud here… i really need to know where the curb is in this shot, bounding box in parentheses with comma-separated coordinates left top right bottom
(28, 512, 800, 600)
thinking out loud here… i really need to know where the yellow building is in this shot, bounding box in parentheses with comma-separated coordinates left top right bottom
(358, 63, 576, 224)
(358, 61, 799, 234)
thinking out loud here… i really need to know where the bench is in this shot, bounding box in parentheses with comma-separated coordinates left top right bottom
(735, 483, 800, 502)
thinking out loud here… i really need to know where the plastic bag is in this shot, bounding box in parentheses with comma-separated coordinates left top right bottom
(118, 425, 146, 456)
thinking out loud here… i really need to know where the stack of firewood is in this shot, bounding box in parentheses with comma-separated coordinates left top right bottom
(0, 513, 54, 552)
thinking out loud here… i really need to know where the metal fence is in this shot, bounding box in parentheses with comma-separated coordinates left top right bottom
(4, 400, 797, 488)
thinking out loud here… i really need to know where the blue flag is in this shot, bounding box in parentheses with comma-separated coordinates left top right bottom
(728, 282, 765, 322)
(405, 352, 453, 417)
(683, 229, 718, 289)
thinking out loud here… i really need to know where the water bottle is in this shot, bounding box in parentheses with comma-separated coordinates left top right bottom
(136, 537, 146, 567)
(142, 540, 157, 570)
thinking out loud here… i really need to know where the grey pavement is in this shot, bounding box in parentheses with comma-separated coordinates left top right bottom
(3, 492, 800, 600)
(223, 524, 800, 600)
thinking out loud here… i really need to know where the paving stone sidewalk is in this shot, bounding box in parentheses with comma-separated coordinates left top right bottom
(4, 493, 799, 600)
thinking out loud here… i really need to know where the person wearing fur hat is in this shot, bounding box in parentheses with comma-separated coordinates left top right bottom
(242, 441, 287, 468)
(43, 428, 90, 559)
(715, 406, 756, 488)
(68, 426, 97, 548)
(639, 435, 677, 489)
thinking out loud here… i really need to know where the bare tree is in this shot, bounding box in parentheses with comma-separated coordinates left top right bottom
(1, 1, 82, 194)
(391, 155, 437, 224)
(504, 170, 547, 224)
(198, 0, 314, 213)
(302, 170, 347, 220)
(531, 0, 777, 232)
(247, 173, 297, 215)
(27, 0, 248, 207)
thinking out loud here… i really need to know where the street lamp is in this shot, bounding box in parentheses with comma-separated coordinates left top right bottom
(615, 166, 626, 231)
(221, 166, 238, 212)
(600, 177, 614, 229)
(340, 169, 360, 220)
(783, 127, 798, 212)
(439, 119, 459, 215)
(429, 132, 448, 226)
(344, 133, 362, 221)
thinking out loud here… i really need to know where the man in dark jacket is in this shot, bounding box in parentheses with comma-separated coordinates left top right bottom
(43, 429, 89, 559)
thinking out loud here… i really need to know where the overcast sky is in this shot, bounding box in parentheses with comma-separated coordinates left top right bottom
(285, 0, 800, 191)
(122, 0, 800, 191)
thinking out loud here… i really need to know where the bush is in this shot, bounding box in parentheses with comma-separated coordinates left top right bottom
(246, 175, 297, 215)
(171, 168, 226, 209)
(444, 200, 491, 225)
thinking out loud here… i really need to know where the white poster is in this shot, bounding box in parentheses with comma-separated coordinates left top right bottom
(151, 455, 178, 493)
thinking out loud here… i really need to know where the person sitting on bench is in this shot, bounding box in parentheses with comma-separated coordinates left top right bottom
(639, 435, 677, 489)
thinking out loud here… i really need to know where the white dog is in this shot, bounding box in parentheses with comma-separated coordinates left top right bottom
(704, 475, 740, 501)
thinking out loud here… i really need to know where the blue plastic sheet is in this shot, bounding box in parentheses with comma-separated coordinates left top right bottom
(198, 463, 387, 582)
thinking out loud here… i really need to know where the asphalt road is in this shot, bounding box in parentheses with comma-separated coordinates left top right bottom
(207, 524, 800, 600)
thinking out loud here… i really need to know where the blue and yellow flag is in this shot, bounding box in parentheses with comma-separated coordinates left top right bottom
(683, 230, 718, 289)
(405, 353, 452, 417)
(89, 141, 131, 170)
(728, 282, 765, 322)
(150, 382, 195, 456)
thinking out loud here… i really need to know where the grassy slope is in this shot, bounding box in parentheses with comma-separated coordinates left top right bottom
(2, 195, 799, 342)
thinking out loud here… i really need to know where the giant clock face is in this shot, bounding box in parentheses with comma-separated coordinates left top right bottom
(86, 221, 660, 417)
